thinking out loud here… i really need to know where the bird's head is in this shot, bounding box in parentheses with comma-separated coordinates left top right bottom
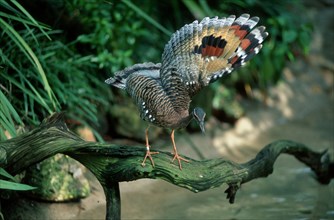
(192, 107, 206, 133)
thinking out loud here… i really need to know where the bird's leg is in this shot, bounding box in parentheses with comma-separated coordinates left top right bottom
(170, 129, 189, 170)
(141, 127, 159, 167)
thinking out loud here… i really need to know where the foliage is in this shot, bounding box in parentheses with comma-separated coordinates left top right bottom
(64, 0, 147, 72)
(0, 168, 36, 190)
(0, 167, 35, 218)
(0, 0, 110, 140)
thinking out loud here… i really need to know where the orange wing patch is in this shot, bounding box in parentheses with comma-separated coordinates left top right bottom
(194, 35, 227, 58)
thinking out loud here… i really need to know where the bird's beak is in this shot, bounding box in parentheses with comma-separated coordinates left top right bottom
(199, 121, 205, 133)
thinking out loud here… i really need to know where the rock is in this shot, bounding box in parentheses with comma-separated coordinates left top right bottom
(22, 154, 90, 202)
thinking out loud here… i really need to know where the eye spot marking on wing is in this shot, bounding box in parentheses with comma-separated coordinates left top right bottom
(194, 35, 227, 58)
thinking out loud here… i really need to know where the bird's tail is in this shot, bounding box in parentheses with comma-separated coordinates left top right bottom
(105, 62, 161, 89)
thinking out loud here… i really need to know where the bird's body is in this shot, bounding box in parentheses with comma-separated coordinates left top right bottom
(106, 14, 268, 169)
(109, 62, 194, 130)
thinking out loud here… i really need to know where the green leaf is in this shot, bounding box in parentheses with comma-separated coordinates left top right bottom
(0, 17, 58, 111)
(0, 168, 16, 182)
(0, 179, 36, 191)
(0, 11, 50, 29)
(0, 89, 23, 126)
(11, 0, 51, 40)
(182, 0, 205, 19)
(122, 0, 172, 36)
(0, 111, 16, 138)
(283, 30, 297, 43)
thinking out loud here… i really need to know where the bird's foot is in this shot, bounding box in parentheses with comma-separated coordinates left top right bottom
(172, 153, 190, 170)
(141, 148, 159, 167)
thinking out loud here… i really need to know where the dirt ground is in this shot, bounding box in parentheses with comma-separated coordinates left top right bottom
(3, 3, 334, 220)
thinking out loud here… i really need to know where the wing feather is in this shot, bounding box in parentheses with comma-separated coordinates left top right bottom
(160, 14, 268, 97)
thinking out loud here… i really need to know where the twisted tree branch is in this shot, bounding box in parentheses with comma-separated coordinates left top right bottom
(0, 113, 332, 217)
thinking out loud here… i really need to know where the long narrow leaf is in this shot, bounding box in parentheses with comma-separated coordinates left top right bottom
(0, 126, 6, 140)
(11, 0, 51, 40)
(0, 18, 58, 110)
(0, 91, 17, 137)
(0, 89, 23, 125)
(0, 168, 16, 182)
(182, 0, 205, 19)
(199, 0, 214, 15)
(0, 112, 16, 137)
(122, 0, 172, 36)
(0, 12, 50, 30)
(0, 179, 36, 191)
(1, 74, 53, 113)
(0, 18, 35, 65)
(24, 77, 53, 114)
(0, 0, 20, 15)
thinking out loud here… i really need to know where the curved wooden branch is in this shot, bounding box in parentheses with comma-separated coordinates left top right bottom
(68, 140, 332, 204)
(1, 113, 333, 206)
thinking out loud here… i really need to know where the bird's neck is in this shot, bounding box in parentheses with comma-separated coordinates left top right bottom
(176, 112, 194, 129)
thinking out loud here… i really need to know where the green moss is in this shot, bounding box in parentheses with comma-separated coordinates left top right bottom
(22, 154, 90, 202)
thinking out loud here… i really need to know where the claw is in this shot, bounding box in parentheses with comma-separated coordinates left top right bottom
(172, 153, 189, 170)
(142, 147, 159, 167)
(170, 129, 190, 170)
(141, 127, 159, 167)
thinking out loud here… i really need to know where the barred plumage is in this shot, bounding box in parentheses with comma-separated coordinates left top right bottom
(106, 14, 268, 169)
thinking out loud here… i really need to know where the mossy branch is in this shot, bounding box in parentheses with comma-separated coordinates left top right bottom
(1, 113, 333, 206)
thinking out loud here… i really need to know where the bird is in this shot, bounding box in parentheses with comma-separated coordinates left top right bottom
(105, 14, 268, 170)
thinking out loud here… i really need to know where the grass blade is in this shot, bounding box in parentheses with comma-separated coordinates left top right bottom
(0, 89, 23, 125)
(0, 17, 58, 111)
(122, 0, 172, 36)
(10, 0, 51, 40)
(0, 179, 36, 191)
(0, 168, 16, 181)
(182, 0, 205, 19)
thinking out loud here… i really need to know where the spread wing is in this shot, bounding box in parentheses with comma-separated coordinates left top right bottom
(160, 14, 268, 97)
(105, 62, 161, 89)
